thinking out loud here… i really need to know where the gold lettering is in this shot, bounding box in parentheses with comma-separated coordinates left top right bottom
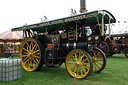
(74, 16, 78, 19)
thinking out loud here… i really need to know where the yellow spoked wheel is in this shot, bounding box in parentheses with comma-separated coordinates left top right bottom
(65, 49, 93, 79)
(20, 38, 44, 71)
(92, 48, 107, 72)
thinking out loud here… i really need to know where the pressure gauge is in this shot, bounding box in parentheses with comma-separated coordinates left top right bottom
(52, 37, 58, 43)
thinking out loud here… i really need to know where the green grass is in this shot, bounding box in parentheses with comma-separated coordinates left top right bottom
(0, 54, 128, 85)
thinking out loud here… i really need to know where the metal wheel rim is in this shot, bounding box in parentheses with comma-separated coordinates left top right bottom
(20, 39, 41, 71)
(66, 50, 91, 79)
(92, 49, 104, 72)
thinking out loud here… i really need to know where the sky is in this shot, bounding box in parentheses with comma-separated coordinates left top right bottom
(0, 0, 128, 33)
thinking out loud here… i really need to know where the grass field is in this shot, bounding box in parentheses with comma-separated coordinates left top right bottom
(0, 54, 128, 85)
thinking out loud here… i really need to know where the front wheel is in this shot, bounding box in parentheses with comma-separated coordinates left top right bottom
(92, 47, 107, 72)
(65, 49, 93, 79)
(19, 38, 44, 71)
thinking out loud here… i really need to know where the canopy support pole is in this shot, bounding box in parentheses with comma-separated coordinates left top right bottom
(101, 15, 104, 36)
(109, 18, 111, 35)
(76, 21, 78, 41)
(23, 30, 25, 40)
(96, 16, 102, 34)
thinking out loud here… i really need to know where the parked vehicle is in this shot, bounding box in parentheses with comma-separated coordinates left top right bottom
(101, 33, 128, 58)
(11, 10, 116, 79)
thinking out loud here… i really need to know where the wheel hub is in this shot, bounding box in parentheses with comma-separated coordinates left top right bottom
(28, 52, 32, 57)
(76, 61, 82, 67)
(92, 57, 97, 62)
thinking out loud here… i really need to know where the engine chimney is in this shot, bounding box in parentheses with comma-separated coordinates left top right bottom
(79, 0, 88, 13)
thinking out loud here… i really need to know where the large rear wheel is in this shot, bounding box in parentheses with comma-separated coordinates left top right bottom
(19, 38, 44, 71)
(65, 49, 93, 79)
(92, 47, 107, 72)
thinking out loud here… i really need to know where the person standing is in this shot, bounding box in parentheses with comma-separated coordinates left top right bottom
(8, 46, 13, 58)
(5, 46, 13, 58)
(5, 46, 9, 58)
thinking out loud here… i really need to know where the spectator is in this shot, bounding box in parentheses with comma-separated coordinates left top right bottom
(8, 46, 13, 58)
(5, 46, 13, 58)
(5, 46, 9, 58)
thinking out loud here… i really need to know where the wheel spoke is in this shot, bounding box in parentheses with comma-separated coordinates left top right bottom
(29, 59, 32, 67)
(23, 48, 28, 52)
(31, 58, 38, 64)
(96, 61, 103, 66)
(24, 58, 30, 64)
(94, 63, 97, 70)
(35, 58, 39, 63)
(80, 67, 86, 74)
(68, 63, 75, 65)
(28, 59, 32, 68)
(29, 41, 33, 51)
(70, 57, 76, 63)
(24, 63, 29, 68)
(32, 44, 38, 51)
(83, 65, 89, 70)
(79, 55, 84, 62)
(94, 62, 100, 69)
(81, 58, 88, 63)
(97, 60, 103, 61)
(32, 55, 40, 58)
(83, 62, 89, 66)
(34, 52, 40, 56)
(73, 67, 77, 73)
(74, 53, 78, 62)
(33, 50, 40, 54)
(70, 65, 76, 70)
(23, 56, 29, 61)
(81, 68, 83, 76)
(24, 51, 28, 55)
(22, 55, 28, 57)
(26, 42, 30, 47)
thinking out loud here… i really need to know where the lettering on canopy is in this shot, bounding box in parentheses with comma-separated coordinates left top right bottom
(19, 12, 98, 30)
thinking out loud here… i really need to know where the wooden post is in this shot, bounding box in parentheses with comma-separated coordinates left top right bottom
(74, 73, 76, 85)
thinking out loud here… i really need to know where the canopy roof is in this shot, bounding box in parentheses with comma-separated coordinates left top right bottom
(0, 30, 22, 42)
(110, 33, 128, 37)
(11, 10, 116, 33)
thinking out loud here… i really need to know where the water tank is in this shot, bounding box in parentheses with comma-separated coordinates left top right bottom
(0, 58, 22, 81)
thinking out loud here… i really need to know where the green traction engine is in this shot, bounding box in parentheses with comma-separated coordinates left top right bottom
(11, 10, 116, 79)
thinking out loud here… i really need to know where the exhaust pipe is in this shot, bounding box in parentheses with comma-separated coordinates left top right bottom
(79, 0, 88, 13)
